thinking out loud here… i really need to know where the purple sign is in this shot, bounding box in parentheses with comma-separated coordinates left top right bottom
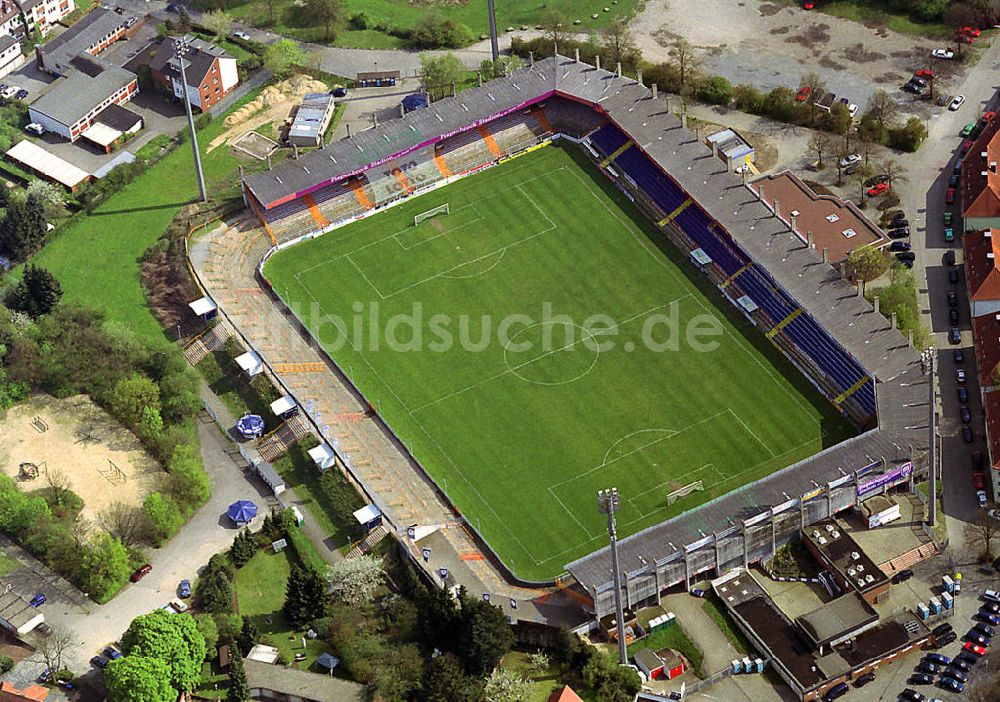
(857, 461, 913, 497)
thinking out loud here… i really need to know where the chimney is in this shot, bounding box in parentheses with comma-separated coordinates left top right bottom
(742, 168, 748, 186)
(400, 103, 405, 118)
(891, 311, 897, 329)
(652, 83, 658, 100)
(874, 295, 880, 315)
(616, 62, 622, 77)
(773, 198, 780, 220)
(574, 47, 580, 63)
(346, 123, 352, 138)
(712, 140, 718, 158)
(857, 281, 863, 297)
(636, 68, 643, 86)
(372, 112, 378, 128)
(681, 112, 688, 130)
(477, 71, 483, 86)
(528, 51, 534, 66)
(908, 329, 914, 347)
(823, 247, 829, 264)
(595, 54, 601, 71)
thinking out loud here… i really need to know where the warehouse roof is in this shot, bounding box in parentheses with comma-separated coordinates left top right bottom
(30, 56, 134, 127)
(5, 140, 89, 188)
(40, 7, 127, 73)
(795, 592, 878, 647)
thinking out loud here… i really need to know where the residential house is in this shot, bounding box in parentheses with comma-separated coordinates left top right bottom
(36, 7, 131, 75)
(961, 115, 1000, 232)
(0, 33, 25, 78)
(149, 35, 238, 112)
(0, 0, 73, 42)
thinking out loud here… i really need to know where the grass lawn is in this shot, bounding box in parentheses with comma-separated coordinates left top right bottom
(0, 550, 21, 578)
(30, 87, 269, 343)
(263, 144, 853, 581)
(234, 548, 328, 669)
(627, 623, 704, 678)
(812, 1, 950, 38)
(701, 599, 750, 656)
(228, 0, 641, 48)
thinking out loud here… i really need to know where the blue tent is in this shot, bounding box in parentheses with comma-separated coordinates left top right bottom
(401, 92, 429, 113)
(236, 414, 265, 439)
(227, 500, 258, 525)
(315, 652, 340, 673)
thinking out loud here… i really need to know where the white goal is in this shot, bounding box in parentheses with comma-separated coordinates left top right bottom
(666, 480, 704, 505)
(414, 203, 449, 226)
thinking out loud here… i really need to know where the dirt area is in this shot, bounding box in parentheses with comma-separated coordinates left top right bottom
(208, 74, 329, 153)
(0, 395, 161, 522)
(629, 0, 950, 111)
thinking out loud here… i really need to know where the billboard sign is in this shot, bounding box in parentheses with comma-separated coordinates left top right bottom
(857, 462, 912, 497)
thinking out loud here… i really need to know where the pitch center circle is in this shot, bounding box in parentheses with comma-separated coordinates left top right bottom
(502, 321, 601, 386)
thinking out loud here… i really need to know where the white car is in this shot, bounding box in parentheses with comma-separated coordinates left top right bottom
(234, 30, 251, 40)
(932, 48, 955, 60)
(0, 85, 17, 99)
(989, 508, 1000, 521)
(25, 123, 44, 136)
(950, 94, 966, 111)
(839, 153, 862, 168)
(848, 103, 859, 119)
(977, 489, 988, 507)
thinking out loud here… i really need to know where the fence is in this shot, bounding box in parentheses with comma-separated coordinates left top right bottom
(207, 69, 272, 118)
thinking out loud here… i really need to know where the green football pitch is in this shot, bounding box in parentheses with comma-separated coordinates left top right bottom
(264, 144, 854, 581)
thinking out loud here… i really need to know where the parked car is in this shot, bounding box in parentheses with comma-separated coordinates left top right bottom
(890, 241, 912, 252)
(902, 81, 924, 94)
(950, 308, 960, 325)
(892, 568, 914, 584)
(233, 30, 251, 40)
(822, 681, 849, 701)
(169, 597, 189, 613)
(102, 646, 122, 660)
(14, 89, 27, 100)
(949, 173, 959, 187)
(848, 103, 858, 119)
(0, 85, 17, 99)
(840, 153, 862, 168)
(917, 661, 944, 675)
(978, 490, 988, 507)
(963, 425, 974, 443)
(866, 174, 890, 188)
(896, 252, 916, 264)
(796, 86, 812, 102)
(984, 589, 1000, 604)
(974, 622, 995, 637)
(944, 211, 953, 225)
(950, 656, 971, 672)
(962, 406, 972, 423)
(962, 139, 975, 154)
(940, 676, 966, 693)
(974, 472, 985, 489)
(959, 387, 969, 403)
(911, 75, 929, 88)
(897, 258, 914, 269)
(29, 593, 46, 607)
(979, 611, 1000, 625)
(944, 226, 955, 242)
(946, 187, 956, 204)
(935, 630, 958, 647)
(689, 588, 707, 598)
(924, 652, 951, 665)
(25, 123, 44, 136)
(932, 48, 956, 59)
(853, 671, 875, 687)
(957, 368, 967, 384)
(947, 291, 958, 307)
(891, 211, 908, 226)
(889, 227, 910, 239)
(950, 268, 960, 283)
(909, 672, 935, 685)
(963, 641, 987, 656)
(984, 110, 997, 122)
(90, 654, 110, 669)
(130, 564, 152, 582)
(331, 86, 348, 98)
(950, 94, 967, 110)
(954, 348, 964, 363)
(962, 121, 977, 137)
(931, 624, 953, 638)
(981, 599, 1000, 612)
(166, 2, 181, 11)
(945, 249, 956, 266)
(950, 327, 962, 344)
(179, 579, 191, 598)
(899, 688, 925, 702)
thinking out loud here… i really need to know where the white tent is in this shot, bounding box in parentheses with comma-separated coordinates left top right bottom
(188, 295, 218, 317)
(235, 350, 263, 377)
(308, 442, 335, 471)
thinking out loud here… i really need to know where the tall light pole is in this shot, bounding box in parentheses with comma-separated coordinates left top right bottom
(487, 0, 499, 62)
(598, 487, 627, 665)
(175, 36, 207, 203)
(921, 347, 937, 527)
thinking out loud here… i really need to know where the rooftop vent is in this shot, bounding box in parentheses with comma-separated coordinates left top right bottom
(826, 214, 840, 223)
(843, 229, 857, 239)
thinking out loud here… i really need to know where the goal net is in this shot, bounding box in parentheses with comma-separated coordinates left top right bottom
(667, 480, 704, 505)
(414, 203, 449, 226)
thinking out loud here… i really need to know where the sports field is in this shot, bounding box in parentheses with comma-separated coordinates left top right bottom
(264, 145, 853, 581)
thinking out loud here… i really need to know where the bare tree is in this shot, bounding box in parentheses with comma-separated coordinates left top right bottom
(855, 162, 875, 206)
(866, 90, 899, 141)
(858, 131, 878, 166)
(203, 9, 232, 41)
(98, 502, 149, 548)
(601, 18, 638, 72)
(540, 8, 566, 48)
(258, 0, 278, 27)
(45, 466, 72, 508)
(669, 38, 701, 104)
(965, 512, 1000, 560)
(879, 159, 907, 191)
(801, 70, 826, 121)
(35, 623, 77, 675)
(808, 131, 833, 169)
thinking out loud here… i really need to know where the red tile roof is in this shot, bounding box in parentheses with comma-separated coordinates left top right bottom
(972, 313, 1000, 388)
(546, 686, 584, 702)
(962, 117, 1000, 218)
(985, 390, 1000, 471)
(963, 229, 1000, 301)
(0, 682, 49, 702)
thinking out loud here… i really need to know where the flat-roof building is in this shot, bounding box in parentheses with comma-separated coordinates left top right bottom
(705, 127, 754, 168)
(802, 521, 890, 605)
(288, 92, 335, 147)
(36, 7, 130, 75)
(0, 590, 44, 636)
(753, 171, 889, 264)
(5, 139, 90, 190)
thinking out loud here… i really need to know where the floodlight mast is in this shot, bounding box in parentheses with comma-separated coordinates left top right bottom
(487, 0, 499, 62)
(598, 487, 627, 665)
(175, 36, 208, 203)
(920, 348, 936, 527)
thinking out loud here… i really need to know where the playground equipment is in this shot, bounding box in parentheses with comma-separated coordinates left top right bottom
(31, 416, 48, 433)
(236, 414, 265, 439)
(18, 462, 40, 480)
(98, 459, 126, 486)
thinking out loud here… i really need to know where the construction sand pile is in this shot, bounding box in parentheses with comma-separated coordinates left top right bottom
(224, 74, 330, 127)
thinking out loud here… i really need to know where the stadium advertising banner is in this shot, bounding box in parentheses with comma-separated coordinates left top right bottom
(685, 534, 715, 552)
(829, 473, 855, 489)
(772, 497, 799, 514)
(800, 486, 825, 502)
(857, 462, 912, 498)
(855, 460, 882, 478)
(743, 511, 770, 528)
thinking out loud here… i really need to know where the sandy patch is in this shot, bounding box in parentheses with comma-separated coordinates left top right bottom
(0, 395, 161, 522)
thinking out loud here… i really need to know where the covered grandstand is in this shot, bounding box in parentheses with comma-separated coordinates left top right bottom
(242, 55, 930, 617)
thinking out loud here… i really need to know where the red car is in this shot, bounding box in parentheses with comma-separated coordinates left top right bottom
(983, 111, 996, 123)
(130, 564, 152, 583)
(915, 69, 936, 78)
(946, 187, 956, 204)
(867, 182, 890, 197)
(962, 139, 974, 154)
(960, 26, 981, 37)
(796, 86, 812, 102)
(974, 472, 985, 489)
(964, 641, 987, 656)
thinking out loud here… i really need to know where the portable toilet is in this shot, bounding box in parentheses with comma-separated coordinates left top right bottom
(942, 592, 954, 610)
(929, 596, 942, 615)
(732, 659, 742, 674)
(943, 575, 955, 594)
(741, 657, 752, 673)
(289, 505, 305, 526)
(664, 612, 676, 629)
(917, 603, 930, 620)
(954, 572, 962, 594)
(754, 658, 765, 673)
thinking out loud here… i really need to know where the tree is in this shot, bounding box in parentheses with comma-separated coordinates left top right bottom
(483, 668, 531, 702)
(879, 159, 907, 191)
(229, 528, 257, 567)
(6, 265, 62, 318)
(372, 643, 423, 701)
(203, 10, 232, 40)
(808, 131, 833, 168)
(601, 18, 639, 73)
(668, 38, 701, 103)
(25, 180, 65, 211)
(847, 246, 890, 294)
(143, 492, 183, 546)
(99, 502, 149, 548)
(820, 102, 853, 135)
(196, 553, 235, 614)
(237, 616, 258, 655)
(424, 653, 478, 702)
(458, 589, 515, 675)
(226, 642, 250, 702)
(44, 466, 73, 508)
(283, 565, 326, 628)
(582, 651, 642, 702)
(800, 70, 826, 122)
(120, 609, 207, 691)
(263, 39, 304, 79)
(106, 655, 175, 702)
(304, 0, 343, 42)
(78, 533, 131, 601)
(194, 614, 219, 658)
(889, 116, 928, 152)
(965, 511, 1000, 560)
(698, 75, 732, 106)
(34, 623, 76, 675)
(865, 90, 899, 140)
(540, 8, 566, 48)
(327, 553, 384, 605)
(420, 52, 465, 101)
(257, 0, 278, 26)
(20, 193, 47, 253)
(410, 10, 472, 49)
(528, 650, 550, 674)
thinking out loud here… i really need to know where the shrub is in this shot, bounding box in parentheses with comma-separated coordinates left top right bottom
(0, 655, 13, 674)
(697, 75, 732, 106)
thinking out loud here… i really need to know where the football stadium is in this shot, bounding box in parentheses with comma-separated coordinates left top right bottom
(242, 54, 931, 614)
